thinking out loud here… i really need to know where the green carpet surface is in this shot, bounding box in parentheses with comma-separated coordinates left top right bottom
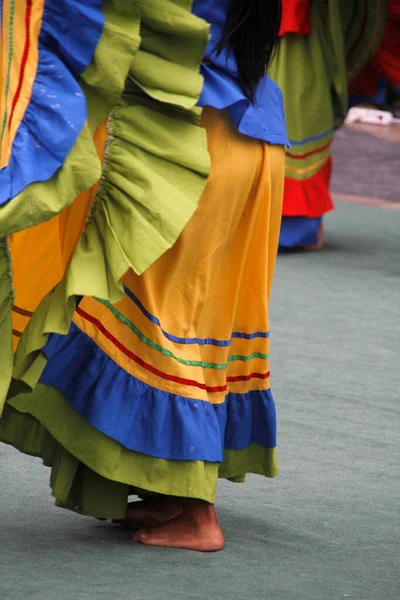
(0, 201, 399, 600)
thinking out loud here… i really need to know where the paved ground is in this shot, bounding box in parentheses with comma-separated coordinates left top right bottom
(1, 127, 399, 600)
(332, 124, 400, 204)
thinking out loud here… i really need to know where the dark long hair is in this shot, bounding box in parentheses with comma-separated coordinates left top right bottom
(215, 0, 282, 103)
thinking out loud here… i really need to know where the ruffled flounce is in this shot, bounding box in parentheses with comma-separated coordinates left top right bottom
(0, 239, 13, 406)
(191, 0, 289, 146)
(0, 0, 211, 417)
(0, 386, 278, 514)
(0, 2, 279, 513)
(39, 323, 277, 463)
(198, 65, 290, 147)
(0, 0, 105, 205)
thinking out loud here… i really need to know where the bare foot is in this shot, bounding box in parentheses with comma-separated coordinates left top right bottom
(113, 498, 183, 530)
(134, 500, 224, 552)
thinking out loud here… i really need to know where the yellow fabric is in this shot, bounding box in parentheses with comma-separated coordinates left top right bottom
(72, 107, 284, 401)
(5, 107, 284, 506)
(10, 120, 108, 348)
(0, 0, 211, 429)
(0, 0, 45, 168)
(11, 107, 284, 405)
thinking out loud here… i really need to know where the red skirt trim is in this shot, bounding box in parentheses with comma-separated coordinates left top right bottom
(282, 157, 334, 218)
(279, 0, 311, 36)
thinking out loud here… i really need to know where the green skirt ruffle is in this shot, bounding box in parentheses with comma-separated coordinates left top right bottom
(0, 385, 278, 516)
(1, 0, 211, 416)
(0, 0, 278, 516)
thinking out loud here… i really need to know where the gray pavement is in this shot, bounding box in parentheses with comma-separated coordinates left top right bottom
(332, 124, 400, 203)
(0, 201, 399, 600)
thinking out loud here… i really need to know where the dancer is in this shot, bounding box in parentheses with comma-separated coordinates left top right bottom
(0, 0, 288, 551)
(349, 0, 400, 116)
(270, 0, 386, 250)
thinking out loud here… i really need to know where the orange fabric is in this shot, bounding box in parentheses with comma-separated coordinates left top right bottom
(11, 108, 284, 397)
(279, 0, 311, 36)
(73, 108, 285, 401)
(10, 110, 285, 400)
(58, 121, 108, 264)
(10, 120, 108, 346)
(282, 157, 334, 218)
(0, 0, 45, 169)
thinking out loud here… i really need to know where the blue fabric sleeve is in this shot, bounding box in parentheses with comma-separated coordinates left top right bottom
(192, 0, 290, 146)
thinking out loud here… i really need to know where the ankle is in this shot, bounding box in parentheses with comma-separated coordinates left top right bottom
(182, 500, 217, 524)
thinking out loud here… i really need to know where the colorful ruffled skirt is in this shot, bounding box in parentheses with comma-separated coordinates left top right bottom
(0, 0, 284, 518)
(269, 0, 386, 249)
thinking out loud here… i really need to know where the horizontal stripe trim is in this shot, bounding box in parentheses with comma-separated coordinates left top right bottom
(76, 307, 270, 393)
(285, 155, 327, 176)
(229, 352, 269, 362)
(123, 285, 270, 346)
(286, 140, 332, 160)
(95, 298, 269, 369)
(12, 305, 33, 318)
(40, 322, 277, 462)
(290, 127, 334, 146)
(12, 329, 22, 338)
(228, 372, 270, 383)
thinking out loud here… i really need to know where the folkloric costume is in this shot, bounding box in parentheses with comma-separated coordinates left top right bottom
(0, 0, 288, 517)
(269, 0, 386, 249)
(349, 1, 400, 109)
